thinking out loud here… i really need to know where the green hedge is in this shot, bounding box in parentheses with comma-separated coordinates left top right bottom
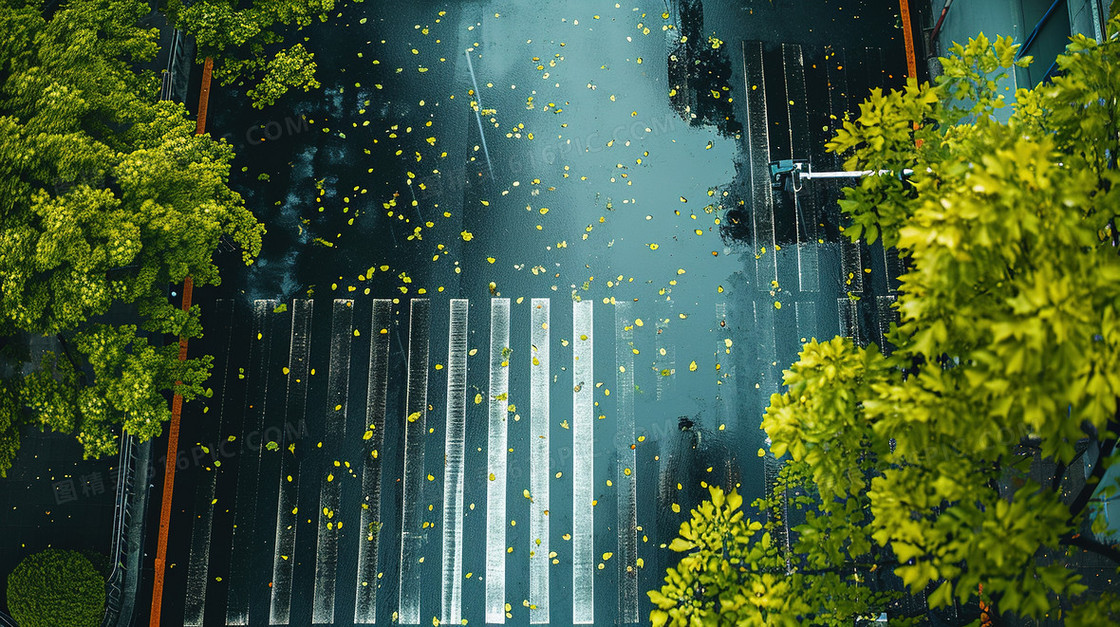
(5, 549, 105, 627)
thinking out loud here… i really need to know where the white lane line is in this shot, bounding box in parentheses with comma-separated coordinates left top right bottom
(184, 299, 235, 627)
(485, 298, 511, 624)
(572, 300, 594, 624)
(398, 299, 431, 626)
(270, 299, 313, 625)
(753, 300, 779, 392)
(795, 301, 818, 352)
(743, 40, 777, 288)
(529, 299, 550, 624)
(440, 300, 469, 626)
(227, 299, 278, 625)
(827, 50, 865, 299)
(883, 246, 903, 294)
(838, 298, 860, 343)
(876, 295, 898, 345)
(184, 472, 216, 627)
(354, 299, 392, 625)
(782, 44, 821, 293)
(654, 307, 674, 402)
(614, 302, 638, 624)
(714, 303, 737, 419)
(841, 241, 865, 294)
(312, 299, 355, 624)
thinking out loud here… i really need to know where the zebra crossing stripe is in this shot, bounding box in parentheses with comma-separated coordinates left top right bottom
(227, 300, 278, 625)
(397, 299, 430, 625)
(529, 299, 551, 623)
(269, 299, 313, 625)
(572, 300, 594, 624)
(354, 299, 392, 624)
(312, 300, 355, 624)
(485, 299, 512, 623)
(440, 300, 469, 625)
(183, 299, 235, 626)
(614, 302, 638, 623)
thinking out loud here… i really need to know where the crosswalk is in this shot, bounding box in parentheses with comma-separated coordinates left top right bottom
(170, 295, 775, 626)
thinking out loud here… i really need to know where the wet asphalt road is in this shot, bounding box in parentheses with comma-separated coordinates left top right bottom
(151, 1, 909, 624)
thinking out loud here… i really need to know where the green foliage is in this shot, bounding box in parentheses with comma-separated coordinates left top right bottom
(5, 548, 106, 627)
(654, 16, 1120, 624)
(0, 375, 22, 477)
(245, 43, 320, 109)
(163, 0, 360, 108)
(0, 0, 261, 463)
(773, 16, 1120, 623)
(649, 482, 905, 626)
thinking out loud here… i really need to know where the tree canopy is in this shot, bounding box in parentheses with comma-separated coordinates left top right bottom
(650, 15, 1120, 627)
(0, 0, 263, 472)
(5, 548, 106, 627)
(162, 0, 362, 109)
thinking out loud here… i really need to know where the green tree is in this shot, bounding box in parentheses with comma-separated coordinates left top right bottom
(652, 15, 1120, 626)
(0, 0, 263, 470)
(0, 374, 21, 476)
(649, 478, 915, 626)
(162, 0, 362, 108)
(5, 548, 106, 627)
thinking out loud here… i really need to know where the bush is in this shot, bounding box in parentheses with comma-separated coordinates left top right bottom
(5, 549, 105, 627)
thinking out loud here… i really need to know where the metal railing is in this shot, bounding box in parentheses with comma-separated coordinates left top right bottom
(101, 431, 139, 627)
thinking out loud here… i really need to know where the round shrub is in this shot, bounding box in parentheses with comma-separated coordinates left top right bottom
(5, 548, 105, 627)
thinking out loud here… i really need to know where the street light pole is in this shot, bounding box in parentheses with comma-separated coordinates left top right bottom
(769, 159, 914, 191)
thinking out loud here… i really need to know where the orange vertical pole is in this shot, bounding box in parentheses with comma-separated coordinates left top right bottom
(899, 0, 919, 80)
(150, 56, 212, 626)
(194, 57, 214, 136)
